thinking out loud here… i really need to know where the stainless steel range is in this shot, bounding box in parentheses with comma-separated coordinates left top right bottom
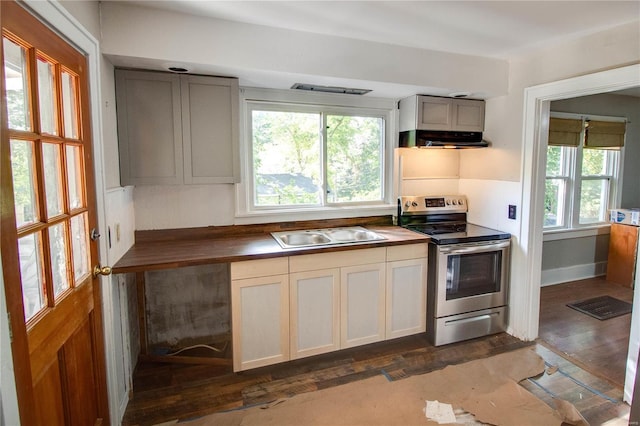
(398, 195, 511, 346)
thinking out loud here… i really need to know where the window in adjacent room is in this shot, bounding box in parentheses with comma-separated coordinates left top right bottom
(544, 114, 625, 230)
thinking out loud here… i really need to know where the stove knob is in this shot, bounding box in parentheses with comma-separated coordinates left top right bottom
(446, 199, 451, 205)
(452, 199, 458, 205)
(405, 201, 411, 208)
(458, 199, 464, 205)
(412, 201, 418, 207)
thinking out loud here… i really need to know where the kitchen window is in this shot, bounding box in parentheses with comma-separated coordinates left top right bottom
(237, 88, 395, 218)
(544, 114, 624, 231)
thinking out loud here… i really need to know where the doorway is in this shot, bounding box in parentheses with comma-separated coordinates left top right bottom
(519, 64, 640, 404)
(537, 90, 638, 389)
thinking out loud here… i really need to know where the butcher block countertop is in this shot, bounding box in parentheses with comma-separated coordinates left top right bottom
(112, 217, 429, 274)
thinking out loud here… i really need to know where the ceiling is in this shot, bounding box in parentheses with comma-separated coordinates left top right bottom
(104, 1, 640, 98)
(116, 1, 639, 59)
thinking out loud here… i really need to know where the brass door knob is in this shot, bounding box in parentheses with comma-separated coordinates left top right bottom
(93, 265, 112, 278)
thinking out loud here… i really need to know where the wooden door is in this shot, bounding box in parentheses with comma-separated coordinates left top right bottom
(1, 2, 109, 424)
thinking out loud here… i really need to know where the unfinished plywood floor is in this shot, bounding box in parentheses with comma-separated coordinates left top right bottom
(538, 277, 633, 388)
(122, 330, 631, 425)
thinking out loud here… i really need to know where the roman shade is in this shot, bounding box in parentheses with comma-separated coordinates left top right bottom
(548, 117, 582, 147)
(585, 120, 626, 149)
(548, 117, 626, 149)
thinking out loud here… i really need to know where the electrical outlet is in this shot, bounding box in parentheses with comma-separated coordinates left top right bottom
(508, 205, 517, 220)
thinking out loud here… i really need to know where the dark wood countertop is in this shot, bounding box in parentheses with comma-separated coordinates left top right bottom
(112, 225, 429, 274)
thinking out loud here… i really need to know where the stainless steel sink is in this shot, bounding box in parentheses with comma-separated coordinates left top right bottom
(324, 228, 381, 242)
(277, 232, 331, 246)
(271, 226, 385, 249)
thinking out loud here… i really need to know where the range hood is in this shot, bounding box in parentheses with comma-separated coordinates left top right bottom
(399, 130, 489, 149)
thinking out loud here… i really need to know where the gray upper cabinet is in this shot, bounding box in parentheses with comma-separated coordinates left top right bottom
(399, 95, 485, 133)
(116, 70, 183, 185)
(115, 69, 240, 186)
(181, 75, 239, 184)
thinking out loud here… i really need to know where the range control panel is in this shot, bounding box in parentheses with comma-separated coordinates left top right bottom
(398, 195, 468, 215)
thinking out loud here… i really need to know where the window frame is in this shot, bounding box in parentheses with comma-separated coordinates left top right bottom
(544, 112, 624, 235)
(236, 88, 396, 221)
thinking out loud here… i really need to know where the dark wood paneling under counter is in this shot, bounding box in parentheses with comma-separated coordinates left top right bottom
(112, 222, 429, 274)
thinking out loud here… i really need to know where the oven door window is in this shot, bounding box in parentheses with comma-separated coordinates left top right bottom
(446, 251, 501, 300)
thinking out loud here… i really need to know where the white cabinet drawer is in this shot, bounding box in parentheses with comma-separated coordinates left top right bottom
(230, 257, 288, 280)
(289, 247, 386, 272)
(386, 243, 428, 262)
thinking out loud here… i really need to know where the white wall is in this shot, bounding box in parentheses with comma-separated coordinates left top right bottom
(459, 179, 521, 237)
(58, 0, 100, 37)
(395, 148, 460, 197)
(133, 185, 235, 230)
(460, 20, 640, 183)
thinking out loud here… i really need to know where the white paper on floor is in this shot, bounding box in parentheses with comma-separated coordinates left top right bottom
(425, 400, 457, 424)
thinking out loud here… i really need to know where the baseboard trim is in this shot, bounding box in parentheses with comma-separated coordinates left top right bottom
(541, 262, 607, 287)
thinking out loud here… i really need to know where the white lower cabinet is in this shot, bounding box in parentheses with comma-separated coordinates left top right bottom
(386, 244, 428, 339)
(231, 258, 289, 371)
(386, 259, 427, 338)
(231, 244, 427, 371)
(289, 269, 340, 359)
(341, 263, 386, 348)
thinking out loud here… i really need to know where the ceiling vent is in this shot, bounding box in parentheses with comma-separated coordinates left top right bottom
(291, 83, 371, 95)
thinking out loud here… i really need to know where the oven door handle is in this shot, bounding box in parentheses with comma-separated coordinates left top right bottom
(439, 240, 510, 254)
(445, 312, 499, 326)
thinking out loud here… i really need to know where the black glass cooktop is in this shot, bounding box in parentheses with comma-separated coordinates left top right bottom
(407, 222, 511, 245)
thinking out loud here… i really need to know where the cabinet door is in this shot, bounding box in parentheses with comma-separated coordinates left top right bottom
(452, 98, 485, 132)
(181, 75, 240, 184)
(290, 269, 340, 359)
(386, 258, 427, 339)
(606, 223, 639, 287)
(231, 274, 289, 371)
(115, 70, 183, 185)
(340, 263, 386, 348)
(416, 96, 453, 131)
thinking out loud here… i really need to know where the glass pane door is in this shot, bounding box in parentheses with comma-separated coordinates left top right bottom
(3, 33, 90, 321)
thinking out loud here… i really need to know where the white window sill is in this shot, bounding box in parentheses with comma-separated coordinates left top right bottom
(234, 203, 396, 225)
(543, 224, 611, 242)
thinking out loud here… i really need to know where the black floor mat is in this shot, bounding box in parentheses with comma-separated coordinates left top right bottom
(567, 295, 632, 320)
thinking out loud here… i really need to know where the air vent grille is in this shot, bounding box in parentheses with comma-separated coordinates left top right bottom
(291, 83, 371, 95)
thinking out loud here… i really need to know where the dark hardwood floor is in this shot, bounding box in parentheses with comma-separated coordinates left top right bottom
(122, 276, 634, 426)
(537, 277, 633, 388)
(122, 333, 532, 425)
(521, 344, 630, 426)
